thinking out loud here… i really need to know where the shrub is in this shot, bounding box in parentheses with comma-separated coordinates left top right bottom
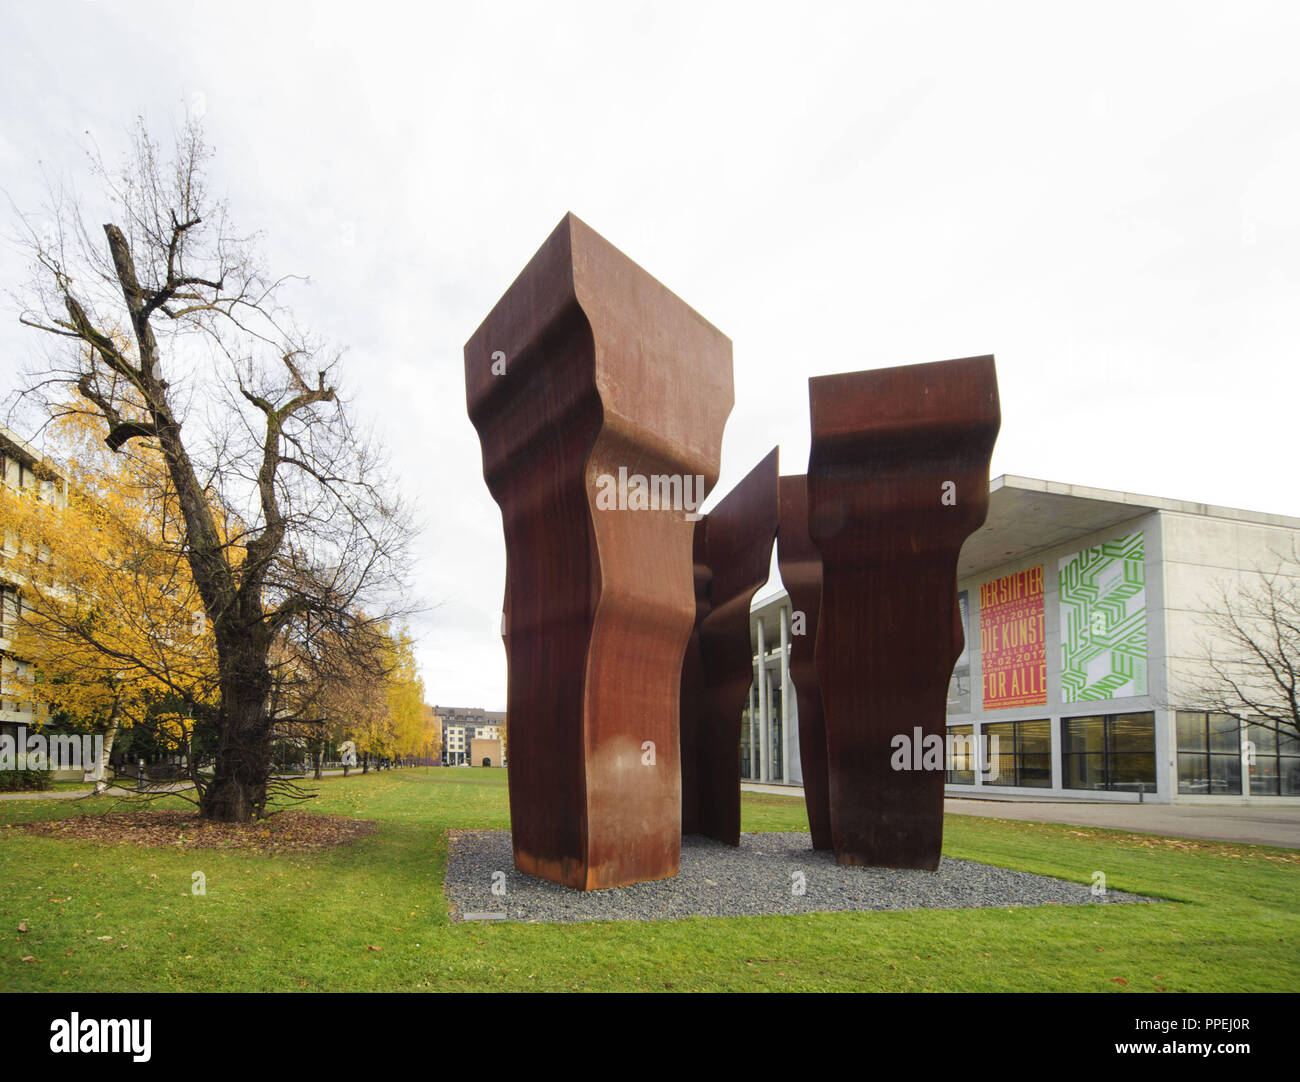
(0, 769, 54, 792)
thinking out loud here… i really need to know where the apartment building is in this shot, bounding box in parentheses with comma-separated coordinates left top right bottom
(0, 424, 69, 760)
(434, 705, 506, 766)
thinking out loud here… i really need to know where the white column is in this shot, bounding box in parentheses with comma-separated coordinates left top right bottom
(757, 616, 769, 782)
(779, 604, 791, 784)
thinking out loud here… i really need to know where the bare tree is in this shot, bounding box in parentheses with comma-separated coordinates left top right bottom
(1188, 542, 1300, 744)
(9, 116, 415, 821)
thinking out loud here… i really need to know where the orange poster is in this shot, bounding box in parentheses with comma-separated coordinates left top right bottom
(979, 566, 1046, 709)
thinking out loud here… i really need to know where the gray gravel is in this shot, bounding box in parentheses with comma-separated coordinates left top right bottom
(444, 830, 1154, 923)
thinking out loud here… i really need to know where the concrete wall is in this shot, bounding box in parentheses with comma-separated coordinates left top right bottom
(1160, 510, 1300, 706)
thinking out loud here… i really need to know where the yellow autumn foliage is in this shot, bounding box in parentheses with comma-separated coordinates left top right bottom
(0, 409, 218, 733)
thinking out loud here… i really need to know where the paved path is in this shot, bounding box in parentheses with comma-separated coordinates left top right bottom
(742, 783, 1300, 849)
(0, 784, 185, 801)
(943, 798, 1300, 848)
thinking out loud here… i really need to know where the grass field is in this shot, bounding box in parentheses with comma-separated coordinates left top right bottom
(1, 769, 1296, 992)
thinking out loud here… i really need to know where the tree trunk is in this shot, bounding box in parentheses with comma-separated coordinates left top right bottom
(313, 741, 323, 780)
(200, 646, 273, 822)
(93, 716, 119, 795)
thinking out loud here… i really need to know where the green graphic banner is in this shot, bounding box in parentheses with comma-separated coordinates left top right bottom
(1059, 532, 1148, 702)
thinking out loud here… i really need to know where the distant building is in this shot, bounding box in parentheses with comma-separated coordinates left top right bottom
(434, 705, 506, 766)
(1, 426, 68, 750)
(471, 737, 503, 767)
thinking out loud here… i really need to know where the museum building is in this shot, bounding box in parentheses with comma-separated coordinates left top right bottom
(744, 475, 1300, 803)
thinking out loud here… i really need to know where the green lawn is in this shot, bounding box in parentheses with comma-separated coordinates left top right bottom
(1, 769, 1295, 992)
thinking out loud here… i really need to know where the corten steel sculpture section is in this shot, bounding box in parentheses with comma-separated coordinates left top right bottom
(680, 448, 779, 845)
(465, 213, 733, 890)
(776, 473, 832, 851)
(807, 355, 1000, 870)
(679, 524, 710, 837)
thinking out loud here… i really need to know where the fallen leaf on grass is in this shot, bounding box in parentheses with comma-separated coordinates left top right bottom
(20, 956, 36, 963)
(365, 945, 382, 952)
(17, 810, 377, 853)
(17, 923, 27, 933)
(1112, 977, 1129, 986)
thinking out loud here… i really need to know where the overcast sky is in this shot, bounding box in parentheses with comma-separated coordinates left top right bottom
(1, 1, 1297, 711)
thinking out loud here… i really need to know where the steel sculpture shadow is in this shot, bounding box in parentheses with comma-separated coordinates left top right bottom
(465, 213, 733, 890)
(680, 448, 779, 845)
(807, 356, 1000, 870)
(776, 473, 832, 850)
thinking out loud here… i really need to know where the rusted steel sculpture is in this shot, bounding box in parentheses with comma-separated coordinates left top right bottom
(465, 213, 733, 890)
(807, 356, 1000, 870)
(679, 525, 710, 837)
(776, 473, 832, 851)
(680, 448, 779, 845)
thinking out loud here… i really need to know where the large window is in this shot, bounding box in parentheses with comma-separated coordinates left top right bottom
(945, 725, 975, 785)
(1062, 712, 1156, 792)
(0, 586, 17, 641)
(1246, 721, 1300, 796)
(1177, 712, 1242, 795)
(982, 719, 1051, 787)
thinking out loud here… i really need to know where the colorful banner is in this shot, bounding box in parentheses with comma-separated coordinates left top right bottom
(1059, 532, 1147, 701)
(980, 567, 1046, 709)
(946, 590, 971, 714)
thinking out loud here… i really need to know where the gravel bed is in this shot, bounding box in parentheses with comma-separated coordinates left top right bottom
(444, 830, 1154, 923)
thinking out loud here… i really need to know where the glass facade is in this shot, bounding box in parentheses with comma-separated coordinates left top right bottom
(1246, 721, 1300, 796)
(739, 693, 753, 781)
(945, 724, 975, 785)
(982, 719, 1051, 787)
(768, 683, 783, 781)
(1176, 711, 1242, 795)
(1061, 712, 1156, 792)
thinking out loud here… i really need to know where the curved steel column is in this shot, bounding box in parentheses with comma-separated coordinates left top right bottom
(465, 214, 733, 889)
(807, 356, 1000, 870)
(684, 448, 779, 845)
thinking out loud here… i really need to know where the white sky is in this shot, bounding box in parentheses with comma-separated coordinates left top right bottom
(1, 1, 1297, 711)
